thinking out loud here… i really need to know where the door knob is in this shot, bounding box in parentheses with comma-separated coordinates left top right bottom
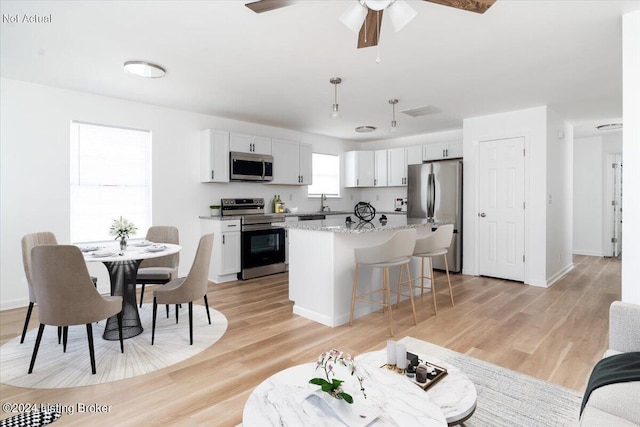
(478, 212, 486, 217)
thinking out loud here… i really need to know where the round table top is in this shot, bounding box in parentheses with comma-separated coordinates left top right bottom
(357, 350, 477, 426)
(80, 242, 181, 262)
(242, 357, 448, 427)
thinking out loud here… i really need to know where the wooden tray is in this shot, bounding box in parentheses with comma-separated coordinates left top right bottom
(381, 361, 448, 391)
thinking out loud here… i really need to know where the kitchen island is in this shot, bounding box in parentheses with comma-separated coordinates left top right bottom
(280, 215, 432, 327)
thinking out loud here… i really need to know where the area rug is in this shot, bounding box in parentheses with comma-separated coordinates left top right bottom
(0, 304, 227, 388)
(399, 337, 583, 427)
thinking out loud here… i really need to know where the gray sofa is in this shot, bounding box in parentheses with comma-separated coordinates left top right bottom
(579, 301, 640, 426)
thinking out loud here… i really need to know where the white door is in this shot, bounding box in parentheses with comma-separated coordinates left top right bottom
(478, 137, 525, 281)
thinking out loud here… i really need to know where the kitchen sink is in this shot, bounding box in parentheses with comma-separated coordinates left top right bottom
(298, 214, 326, 221)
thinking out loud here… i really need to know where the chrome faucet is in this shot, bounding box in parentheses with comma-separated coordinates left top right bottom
(321, 193, 330, 212)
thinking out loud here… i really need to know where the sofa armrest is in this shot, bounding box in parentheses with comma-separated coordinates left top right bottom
(609, 301, 640, 353)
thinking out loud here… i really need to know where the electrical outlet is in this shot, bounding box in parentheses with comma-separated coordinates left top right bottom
(376, 195, 379, 201)
(289, 193, 292, 201)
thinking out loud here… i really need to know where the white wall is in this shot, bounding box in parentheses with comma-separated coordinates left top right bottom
(622, 11, 640, 304)
(545, 108, 574, 285)
(0, 78, 354, 310)
(573, 137, 605, 256)
(463, 106, 549, 286)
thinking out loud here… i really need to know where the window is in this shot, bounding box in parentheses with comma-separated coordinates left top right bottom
(308, 153, 340, 197)
(70, 122, 151, 243)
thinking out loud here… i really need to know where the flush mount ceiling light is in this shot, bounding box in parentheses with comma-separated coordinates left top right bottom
(389, 98, 398, 133)
(596, 123, 623, 131)
(330, 77, 342, 120)
(124, 61, 166, 78)
(355, 126, 377, 133)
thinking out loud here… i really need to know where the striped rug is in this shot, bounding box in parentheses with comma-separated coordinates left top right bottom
(0, 304, 227, 388)
(399, 337, 583, 427)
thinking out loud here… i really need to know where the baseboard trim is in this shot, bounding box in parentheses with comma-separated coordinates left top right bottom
(547, 263, 575, 288)
(573, 250, 604, 257)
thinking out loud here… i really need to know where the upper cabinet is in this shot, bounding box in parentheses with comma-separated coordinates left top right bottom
(345, 151, 375, 187)
(374, 150, 387, 187)
(423, 141, 463, 161)
(200, 129, 230, 183)
(387, 147, 406, 187)
(298, 143, 313, 185)
(271, 139, 313, 185)
(230, 132, 271, 155)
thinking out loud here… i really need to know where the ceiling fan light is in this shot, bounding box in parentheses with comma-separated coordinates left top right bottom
(339, 2, 369, 33)
(387, 0, 417, 32)
(364, 0, 392, 12)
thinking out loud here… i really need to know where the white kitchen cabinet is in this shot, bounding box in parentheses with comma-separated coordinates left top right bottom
(387, 146, 423, 187)
(200, 218, 241, 283)
(270, 139, 313, 185)
(374, 150, 387, 187)
(230, 132, 271, 155)
(298, 143, 312, 185)
(423, 141, 463, 161)
(406, 145, 423, 165)
(200, 129, 230, 183)
(344, 151, 375, 187)
(387, 147, 406, 186)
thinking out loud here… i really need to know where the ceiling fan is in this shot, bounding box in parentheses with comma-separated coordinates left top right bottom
(245, 0, 496, 49)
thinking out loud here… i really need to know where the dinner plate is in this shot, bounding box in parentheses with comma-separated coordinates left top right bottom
(145, 245, 166, 252)
(131, 241, 153, 247)
(79, 246, 100, 252)
(92, 251, 116, 258)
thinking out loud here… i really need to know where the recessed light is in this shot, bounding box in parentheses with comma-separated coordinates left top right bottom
(124, 61, 166, 78)
(596, 123, 623, 131)
(355, 126, 377, 133)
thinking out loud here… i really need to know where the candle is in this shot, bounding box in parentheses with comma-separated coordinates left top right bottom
(395, 343, 407, 369)
(386, 340, 397, 365)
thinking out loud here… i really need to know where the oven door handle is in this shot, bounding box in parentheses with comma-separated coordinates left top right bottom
(261, 159, 265, 180)
(242, 224, 284, 232)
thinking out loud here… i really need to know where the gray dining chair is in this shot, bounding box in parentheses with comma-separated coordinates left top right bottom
(21, 232, 58, 344)
(28, 245, 123, 375)
(152, 233, 213, 345)
(136, 226, 180, 309)
(21, 232, 98, 344)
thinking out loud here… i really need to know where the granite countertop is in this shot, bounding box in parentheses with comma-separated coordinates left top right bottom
(275, 216, 432, 234)
(284, 210, 407, 217)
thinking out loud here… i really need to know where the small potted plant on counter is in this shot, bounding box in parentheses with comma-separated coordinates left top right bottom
(209, 204, 221, 217)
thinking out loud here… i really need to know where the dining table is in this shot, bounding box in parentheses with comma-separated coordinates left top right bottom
(82, 242, 182, 340)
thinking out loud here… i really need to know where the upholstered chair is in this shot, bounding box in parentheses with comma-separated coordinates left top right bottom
(413, 224, 455, 314)
(28, 245, 123, 375)
(152, 233, 213, 345)
(136, 226, 180, 308)
(21, 232, 58, 344)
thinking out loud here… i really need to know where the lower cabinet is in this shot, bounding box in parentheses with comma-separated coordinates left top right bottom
(201, 218, 241, 283)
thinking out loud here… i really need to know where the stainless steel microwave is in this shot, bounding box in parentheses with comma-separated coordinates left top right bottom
(230, 151, 273, 181)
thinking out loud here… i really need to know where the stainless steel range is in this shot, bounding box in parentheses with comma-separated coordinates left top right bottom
(221, 198, 286, 280)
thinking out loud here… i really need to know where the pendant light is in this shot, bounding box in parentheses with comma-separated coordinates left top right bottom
(330, 77, 342, 119)
(389, 98, 398, 132)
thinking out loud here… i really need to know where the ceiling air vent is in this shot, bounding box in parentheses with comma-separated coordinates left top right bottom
(401, 105, 442, 118)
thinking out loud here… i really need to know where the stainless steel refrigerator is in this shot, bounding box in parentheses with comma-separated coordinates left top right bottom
(407, 160, 463, 273)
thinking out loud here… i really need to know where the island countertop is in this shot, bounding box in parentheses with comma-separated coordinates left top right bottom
(275, 216, 434, 233)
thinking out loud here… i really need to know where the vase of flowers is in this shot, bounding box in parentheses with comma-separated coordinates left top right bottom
(109, 216, 137, 251)
(309, 349, 366, 404)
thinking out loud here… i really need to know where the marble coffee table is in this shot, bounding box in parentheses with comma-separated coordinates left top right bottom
(356, 350, 477, 426)
(243, 360, 447, 426)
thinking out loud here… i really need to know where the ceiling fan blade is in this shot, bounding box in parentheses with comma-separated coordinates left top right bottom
(245, 0, 296, 14)
(422, 0, 496, 14)
(357, 9, 383, 49)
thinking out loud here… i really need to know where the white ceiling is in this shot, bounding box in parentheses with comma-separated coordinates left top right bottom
(1, 0, 638, 141)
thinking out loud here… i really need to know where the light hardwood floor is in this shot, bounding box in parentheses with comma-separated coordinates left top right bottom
(0, 255, 620, 426)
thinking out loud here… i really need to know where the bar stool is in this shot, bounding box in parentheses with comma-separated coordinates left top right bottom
(412, 224, 455, 315)
(349, 228, 417, 336)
